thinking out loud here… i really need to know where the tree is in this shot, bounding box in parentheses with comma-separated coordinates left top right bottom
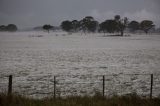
(128, 21, 140, 33)
(0, 25, 6, 31)
(106, 20, 117, 33)
(140, 20, 154, 34)
(79, 19, 87, 34)
(43, 25, 53, 33)
(71, 20, 79, 32)
(114, 15, 120, 22)
(99, 21, 107, 34)
(87, 20, 98, 32)
(114, 15, 128, 36)
(99, 20, 117, 35)
(6, 24, 17, 32)
(61, 20, 72, 32)
(79, 16, 98, 33)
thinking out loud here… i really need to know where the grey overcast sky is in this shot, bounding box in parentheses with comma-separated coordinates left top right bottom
(0, 0, 160, 29)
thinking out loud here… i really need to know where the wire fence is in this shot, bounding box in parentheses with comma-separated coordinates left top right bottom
(0, 74, 160, 98)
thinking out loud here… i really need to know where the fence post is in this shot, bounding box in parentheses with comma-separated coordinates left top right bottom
(8, 75, 12, 96)
(150, 74, 153, 99)
(54, 76, 56, 99)
(102, 75, 105, 97)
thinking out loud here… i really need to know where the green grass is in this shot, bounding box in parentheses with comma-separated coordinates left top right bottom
(0, 93, 160, 106)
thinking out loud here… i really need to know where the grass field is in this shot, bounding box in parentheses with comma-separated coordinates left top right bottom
(0, 32, 160, 98)
(1, 93, 160, 106)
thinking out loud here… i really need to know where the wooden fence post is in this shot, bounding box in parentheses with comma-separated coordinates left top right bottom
(8, 75, 12, 96)
(54, 76, 56, 99)
(102, 75, 105, 97)
(150, 74, 153, 99)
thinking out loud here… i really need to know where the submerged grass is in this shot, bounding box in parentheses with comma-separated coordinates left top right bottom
(0, 93, 160, 106)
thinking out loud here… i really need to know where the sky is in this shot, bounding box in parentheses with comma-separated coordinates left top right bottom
(0, 0, 160, 29)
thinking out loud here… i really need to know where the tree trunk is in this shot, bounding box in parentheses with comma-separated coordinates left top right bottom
(83, 30, 86, 35)
(120, 30, 123, 36)
(103, 31, 105, 36)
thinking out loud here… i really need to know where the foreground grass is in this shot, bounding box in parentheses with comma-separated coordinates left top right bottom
(0, 93, 160, 106)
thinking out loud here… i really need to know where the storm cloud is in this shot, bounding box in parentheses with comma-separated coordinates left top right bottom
(0, 0, 160, 28)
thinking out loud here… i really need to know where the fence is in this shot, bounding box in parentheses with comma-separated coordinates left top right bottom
(0, 74, 160, 99)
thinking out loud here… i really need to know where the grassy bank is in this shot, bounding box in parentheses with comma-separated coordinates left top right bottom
(0, 93, 160, 106)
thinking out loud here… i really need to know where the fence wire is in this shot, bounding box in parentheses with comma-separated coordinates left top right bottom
(0, 74, 160, 98)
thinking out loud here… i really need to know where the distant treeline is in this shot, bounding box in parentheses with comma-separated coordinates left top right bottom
(59, 15, 155, 36)
(1, 15, 159, 35)
(43, 15, 157, 36)
(0, 24, 18, 32)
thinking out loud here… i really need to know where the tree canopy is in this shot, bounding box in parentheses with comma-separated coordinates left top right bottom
(128, 21, 140, 32)
(99, 20, 117, 34)
(61, 20, 73, 32)
(43, 24, 53, 33)
(0, 24, 18, 32)
(140, 20, 154, 34)
(79, 16, 98, 33)
(71, 20, 80, 32)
